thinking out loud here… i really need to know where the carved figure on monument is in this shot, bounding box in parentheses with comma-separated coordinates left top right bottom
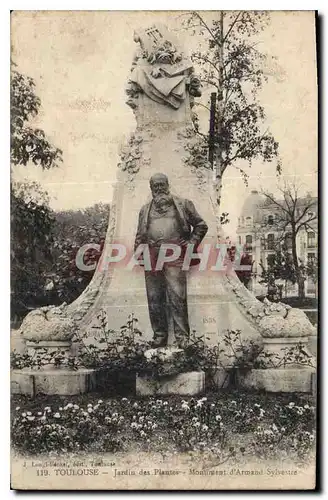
(126, 24, 201, 110)
(134, 173, 208, 348)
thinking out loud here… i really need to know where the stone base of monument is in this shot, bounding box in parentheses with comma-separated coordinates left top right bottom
(136, 371, 205, 396)
(11, 368, 98, 397)
(308, 335, 317, 357)
(238, 368, 315, 393)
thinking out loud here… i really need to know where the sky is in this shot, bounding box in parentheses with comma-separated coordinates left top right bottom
(11, 10, 317, 236)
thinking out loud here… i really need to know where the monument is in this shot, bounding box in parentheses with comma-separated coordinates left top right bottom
(13, 24, 316, 396)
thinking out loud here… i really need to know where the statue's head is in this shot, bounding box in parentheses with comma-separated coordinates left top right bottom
(150, 173, 169, 195)
(149, 173, 172, 208)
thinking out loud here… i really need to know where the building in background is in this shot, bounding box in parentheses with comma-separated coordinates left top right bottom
(236, 190, 318, 296)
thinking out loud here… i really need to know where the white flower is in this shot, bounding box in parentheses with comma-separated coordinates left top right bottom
(288, 402, 295, 408)
(112, 412, 118, 418)
(73, 404, 79, 410)
(131, 422, 137, 429)
(87, 403, 93, 408)
(202, 424, 208, 431)
(44, 406, 51, 412)
(211, 403, 215, 407)
(22, 413, 26, 417)
(133, 402, 139, 408)
(40, 416, 46, 422)
(53, 413, 61, 418)
(67, 403, 73, 409)
(140, 430, 146, 437)
(201, 397, 207, 402)
(163, 402, 168, 406)
(59, 407, 63, 411)
(181, 403, 189, 410)
(304, 404, 309, 409)
(192, 417, 198, 422)
(194, 422, 200, 427)
(15, 407, 20, 411)
(26, 416, 35, 421)
(215, 414, 221, 421)
(87, 408, 93, 413)
(121, 398, 127, 402)
(26, 411, 32, 416)
(179, 430, 183, 435)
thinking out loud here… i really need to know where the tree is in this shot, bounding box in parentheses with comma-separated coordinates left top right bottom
(11, 65, 62, 168)
(259, 247, 296, 299)
(46, 204, 110, 304)
(306, 255, 318, 299)
(261, 183, 317, 299)
(11, 64, 62, 319)
(182, 11, 280, 234)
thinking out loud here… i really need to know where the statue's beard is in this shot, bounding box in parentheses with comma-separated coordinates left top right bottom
(152, 191, 173, 211)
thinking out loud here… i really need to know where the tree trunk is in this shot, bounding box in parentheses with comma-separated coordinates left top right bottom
(213, 174, 223, 239)
(214, 11, 224, 241)
(298, 276, 305, 299)
(291, 228, 305, 299)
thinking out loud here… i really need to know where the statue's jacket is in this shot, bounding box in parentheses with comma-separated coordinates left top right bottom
(134, 195, 208, 268)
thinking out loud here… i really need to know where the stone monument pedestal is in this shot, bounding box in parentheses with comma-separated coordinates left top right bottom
(11, 367, 98, 397)
(238, 336, 315, 393)
(136, 371, 205, 396)
(239, 368, 314, 393)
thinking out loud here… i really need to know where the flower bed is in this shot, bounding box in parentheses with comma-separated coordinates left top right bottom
(11, 391, 315, 464)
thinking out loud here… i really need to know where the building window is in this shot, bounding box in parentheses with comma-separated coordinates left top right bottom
(245, 235, 253, 251)
(267, 254, 275, 268)
(285, 232, 293, 250)
(307, 252, 316, 265)
(238, 235, 241, 245)
(267, 233, 275, 250)
(307, 231, 316, 248)
(267, 214, 274, 226)
(245, 216, 252, 227)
